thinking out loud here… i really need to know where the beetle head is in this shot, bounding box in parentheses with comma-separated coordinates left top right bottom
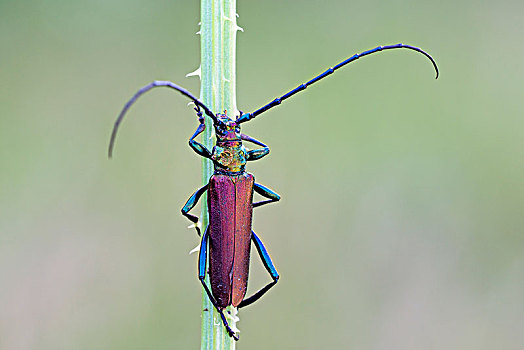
(214, 111, 241, 142)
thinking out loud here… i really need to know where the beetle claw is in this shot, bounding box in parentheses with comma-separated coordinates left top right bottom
(194, 106, 205, 124)
(225, 327, 239, 341)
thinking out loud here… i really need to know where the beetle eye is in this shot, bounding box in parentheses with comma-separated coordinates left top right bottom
(235, 126, 240, 133)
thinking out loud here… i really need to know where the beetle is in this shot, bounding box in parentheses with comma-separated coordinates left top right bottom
(108, 43, 439, 340)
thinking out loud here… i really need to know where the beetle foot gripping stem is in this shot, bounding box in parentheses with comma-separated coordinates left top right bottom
(198, 227, 240, 340)
(219, 310, 240, 341)
(200, 277, 240, 340)
(181, 184, 208, 237)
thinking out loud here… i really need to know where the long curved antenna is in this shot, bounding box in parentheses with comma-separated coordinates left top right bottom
(108, 80, 216, 158)
(237, 43, 439, 124)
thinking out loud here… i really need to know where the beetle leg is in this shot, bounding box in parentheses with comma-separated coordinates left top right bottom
(181, 184, 208, 236)
(242, 134, 270, 161)
(253, 182, 281, 208)
(198, 226, 239, 341)
(246, 147, 269, 161)
(189, 114, 212, 159)
(238, 231, 279, 309)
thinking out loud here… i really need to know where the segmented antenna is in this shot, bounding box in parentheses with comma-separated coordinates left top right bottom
(237, 43, 439, 124)
(108, 80, 215, 157)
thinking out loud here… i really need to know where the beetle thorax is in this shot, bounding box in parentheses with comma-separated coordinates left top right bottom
(212, 141, 247, 174)
(210, 113, 246, 174)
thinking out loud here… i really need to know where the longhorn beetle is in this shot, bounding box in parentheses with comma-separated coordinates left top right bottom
(109, 43, 439, 340)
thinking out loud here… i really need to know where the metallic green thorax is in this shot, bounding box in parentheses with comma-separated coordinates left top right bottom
(212, 113, 247, 174)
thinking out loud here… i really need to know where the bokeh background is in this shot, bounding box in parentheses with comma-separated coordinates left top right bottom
(1, 0, 523, 349)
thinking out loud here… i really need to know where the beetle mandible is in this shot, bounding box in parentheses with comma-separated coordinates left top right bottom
(108, 43, 439, 340)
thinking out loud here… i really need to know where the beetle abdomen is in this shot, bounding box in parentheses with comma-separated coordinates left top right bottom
(208, 173, 254, 308)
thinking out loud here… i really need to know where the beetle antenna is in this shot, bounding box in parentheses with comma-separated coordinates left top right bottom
(237, 43, 439, 124)
(109, 80, 216, 158)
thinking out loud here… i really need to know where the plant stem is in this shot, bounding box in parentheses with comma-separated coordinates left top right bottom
(199, 0, 239, 348)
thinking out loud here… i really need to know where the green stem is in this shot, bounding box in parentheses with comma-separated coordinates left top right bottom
(199, 0, 239, 348)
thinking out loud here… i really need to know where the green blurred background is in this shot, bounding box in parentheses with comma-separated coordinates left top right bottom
(1, 0, 523, 349)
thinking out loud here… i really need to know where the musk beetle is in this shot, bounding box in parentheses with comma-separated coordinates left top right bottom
(109, 43, 439, 340)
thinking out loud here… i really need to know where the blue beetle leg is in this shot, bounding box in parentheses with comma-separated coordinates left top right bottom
(181, 184, 208, 236)
(189, 116, 212, 159)
(242, 134, 270, 161)
(246, 147, 269, 161)
(238, 231, 279, 309)
(198, 226, 239, 341)
(253, 182, 281, 208)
